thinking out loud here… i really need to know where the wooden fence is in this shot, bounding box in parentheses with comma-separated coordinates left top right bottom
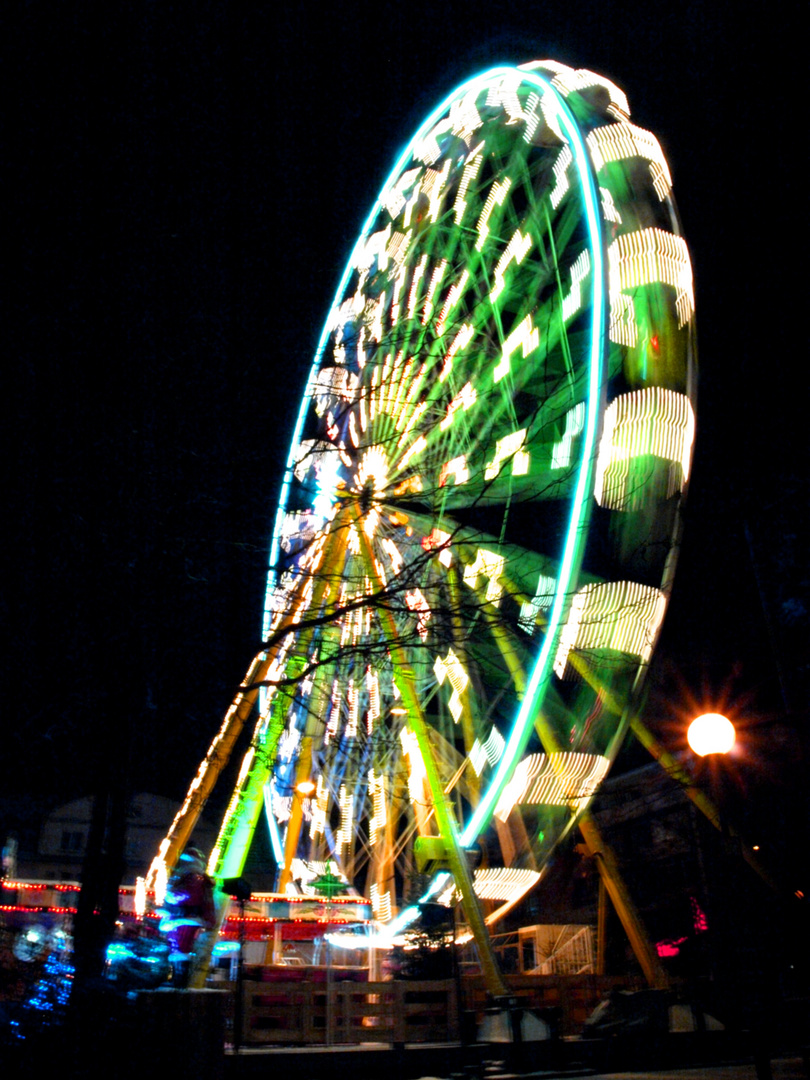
(238, 972, 642, 1046)
(242, 978, 459, 1045)
(463, 973, 644, 1036)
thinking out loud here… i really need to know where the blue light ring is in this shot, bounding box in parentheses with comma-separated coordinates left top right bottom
(460, 69, 608, 845)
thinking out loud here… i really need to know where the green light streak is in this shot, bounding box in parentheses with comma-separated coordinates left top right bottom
(461, 68, 606, 846)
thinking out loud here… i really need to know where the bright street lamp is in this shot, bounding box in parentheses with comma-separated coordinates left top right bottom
(687, 712, 736, 757)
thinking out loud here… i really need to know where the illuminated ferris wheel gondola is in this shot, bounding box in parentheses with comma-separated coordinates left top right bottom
(151, 60, 696, 967)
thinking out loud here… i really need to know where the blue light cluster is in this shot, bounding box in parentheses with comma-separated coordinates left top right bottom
(10, 949, 73, 1041)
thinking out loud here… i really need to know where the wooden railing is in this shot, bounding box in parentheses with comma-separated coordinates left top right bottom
(462, 973, 644, 1036)
(236, 971, 644, 1045)
(241, 978, 459, 1045)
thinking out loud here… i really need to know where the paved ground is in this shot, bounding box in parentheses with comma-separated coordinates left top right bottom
(398, 1060, 809, 1079)
(470, 1057, 808, 1080)
(463, 1058, 808, 1080)
(225, 1045, 808, 1080)
(581, 1062, 807, 1080)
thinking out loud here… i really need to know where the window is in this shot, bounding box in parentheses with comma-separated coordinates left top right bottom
(60, 830, 84, 853)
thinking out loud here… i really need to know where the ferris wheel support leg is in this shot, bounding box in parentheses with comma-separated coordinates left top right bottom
(189, 681, 306, 987)
(145, 653, 268, 890)
(444, 581, 538, 872)
(596, 876, 608, 977)
(209, 514, 353, 900)
(481, 606, 665, 984)
(447, 567, 481, 758)
(577, 810, 669, 989)
(278, 740, 314, 893)
(397, 678, 508, 998)
(524, 681, 666, 985)
(146, 555, 330, 888)
(629, 715, 779, 891)
(354, 510, 508, 999)
(277, 587, 352, 892)
(480, 601, 527, 699)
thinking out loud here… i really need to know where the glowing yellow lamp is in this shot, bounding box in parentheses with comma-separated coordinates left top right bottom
(687, 713, 735, 757)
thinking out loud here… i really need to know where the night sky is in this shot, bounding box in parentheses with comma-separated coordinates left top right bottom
(5, 3, 808, 889)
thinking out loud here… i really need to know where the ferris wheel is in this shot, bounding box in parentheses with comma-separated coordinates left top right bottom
(150, 61, 696, 974)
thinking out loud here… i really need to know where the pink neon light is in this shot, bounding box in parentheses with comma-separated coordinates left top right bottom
(656, 936, 687, 958)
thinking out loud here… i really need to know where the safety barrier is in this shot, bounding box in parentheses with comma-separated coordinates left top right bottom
(463, 972, 645, 1036)
(238, 971, 642, 1045)
(241, 977, 459, 1045)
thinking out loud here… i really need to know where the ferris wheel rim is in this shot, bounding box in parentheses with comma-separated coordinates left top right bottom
(146, 68, 696, 962)
(247, 60, 695, 937)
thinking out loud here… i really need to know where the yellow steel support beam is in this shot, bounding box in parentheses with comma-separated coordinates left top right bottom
(577, 809, 669, 988)
(629, 714, 779, 891)
(353, 505, 508, 998)
(277, 609, 345, 892)
(277, 741, 314, 893)
(147, 512, 348, 887)
(480, 599, 666, 986)
(447, 565, 481, 758)
(597, 876, 608, 976)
